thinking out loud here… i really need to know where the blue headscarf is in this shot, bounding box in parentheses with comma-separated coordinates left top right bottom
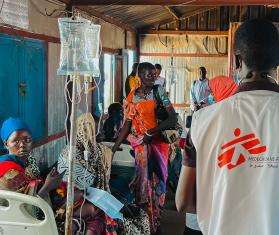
(0, 118, 31, 142)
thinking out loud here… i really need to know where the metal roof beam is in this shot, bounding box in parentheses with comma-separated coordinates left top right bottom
(64, 0, 279, 6)
(163, 6, 180, 20)
(138, 29, 228, 35)
(77, 6, 136, 32)
(139, 6, 215, 30)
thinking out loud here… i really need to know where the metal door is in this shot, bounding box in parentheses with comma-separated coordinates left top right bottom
(0, 34, 46, 149)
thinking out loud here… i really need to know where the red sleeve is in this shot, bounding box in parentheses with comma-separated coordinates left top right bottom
(0, 161, 25, 177)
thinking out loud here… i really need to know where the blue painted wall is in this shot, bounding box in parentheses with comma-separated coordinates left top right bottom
(0, 34, 46, 149)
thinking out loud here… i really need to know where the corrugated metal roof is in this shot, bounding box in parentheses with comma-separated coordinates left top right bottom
(89, 5, 210, 28)
(58, 1, 278, 30)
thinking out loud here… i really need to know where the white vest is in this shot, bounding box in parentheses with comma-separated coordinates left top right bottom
(191, 90, 279, 235)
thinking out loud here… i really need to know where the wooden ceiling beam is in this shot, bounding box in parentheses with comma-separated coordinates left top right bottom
(66, 0, 279, 6)
(138, 29, 228, 35)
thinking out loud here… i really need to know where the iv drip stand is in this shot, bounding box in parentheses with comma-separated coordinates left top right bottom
(65, 76, 78, 235)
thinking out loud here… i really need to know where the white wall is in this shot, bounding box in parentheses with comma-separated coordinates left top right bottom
(140, 34, 228, 120)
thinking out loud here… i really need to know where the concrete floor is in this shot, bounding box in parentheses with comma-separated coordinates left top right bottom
(160, 209, 185, 235)
(160, 188, 186, 235)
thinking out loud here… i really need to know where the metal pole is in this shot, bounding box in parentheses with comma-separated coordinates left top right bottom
(65, 75, 78, 235)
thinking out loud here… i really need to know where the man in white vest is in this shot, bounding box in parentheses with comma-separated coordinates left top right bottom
(175, 19, 279, 235)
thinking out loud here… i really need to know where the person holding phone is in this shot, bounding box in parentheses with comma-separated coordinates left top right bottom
(0, 117, 64, 200)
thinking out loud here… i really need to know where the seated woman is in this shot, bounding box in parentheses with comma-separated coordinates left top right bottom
(53, 113, 113, 234)
(0, 117, 63, 204)
(102, 103, 124, 142)
(54, 113, 150, 235)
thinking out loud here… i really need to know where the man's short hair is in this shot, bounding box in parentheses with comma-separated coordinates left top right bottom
(199, 67, 207, 74)
(234, 19, 279, 71)
(155, 64, 162, 70)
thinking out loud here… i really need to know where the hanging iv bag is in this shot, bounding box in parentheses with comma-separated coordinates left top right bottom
(57, 17, 101, 76)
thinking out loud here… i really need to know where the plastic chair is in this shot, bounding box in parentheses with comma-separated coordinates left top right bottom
(0, 190, 58, 235)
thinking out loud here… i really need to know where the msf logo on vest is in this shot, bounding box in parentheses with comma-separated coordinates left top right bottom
(218, 128, 267, 170)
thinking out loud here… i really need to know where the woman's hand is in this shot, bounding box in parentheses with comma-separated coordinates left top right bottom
(38, 167, 65, 198)
(111, 120, 132, 157)
(44, 167, 65, 191)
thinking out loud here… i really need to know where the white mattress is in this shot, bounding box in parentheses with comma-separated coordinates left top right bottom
(101, 142, 135, 167)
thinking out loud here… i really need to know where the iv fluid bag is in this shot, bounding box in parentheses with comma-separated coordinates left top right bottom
(57, 17, 101, 76)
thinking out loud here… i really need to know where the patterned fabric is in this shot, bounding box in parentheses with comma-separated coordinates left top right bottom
(0, 153, 41, 218)
(54, 113, 114, 234)
(123, 209, 151, 235)
(0, 154, 40, 192)
(0, 161, 25, 178)
(56, 209, 107, 235)
(124, 89, 170, 234)
(58, 143, 112, 191)
(55, 113, 150, 235)
(57, 150, 96, 190)
(104, 209, 150, 235)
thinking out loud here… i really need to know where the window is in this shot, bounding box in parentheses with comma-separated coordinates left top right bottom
(0, 0, 29, 29)
(127, 49, 136, 74)
(103, 53, 115, 112)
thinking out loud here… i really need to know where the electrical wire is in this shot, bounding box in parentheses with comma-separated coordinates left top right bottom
(29, 0, 70, 18)
(92, 75, 103, 136)
(64, 79, 71, 144)
(66, 77, 82, 104)
(64, 76, 83, 145)
(157, 33, 168, 48)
